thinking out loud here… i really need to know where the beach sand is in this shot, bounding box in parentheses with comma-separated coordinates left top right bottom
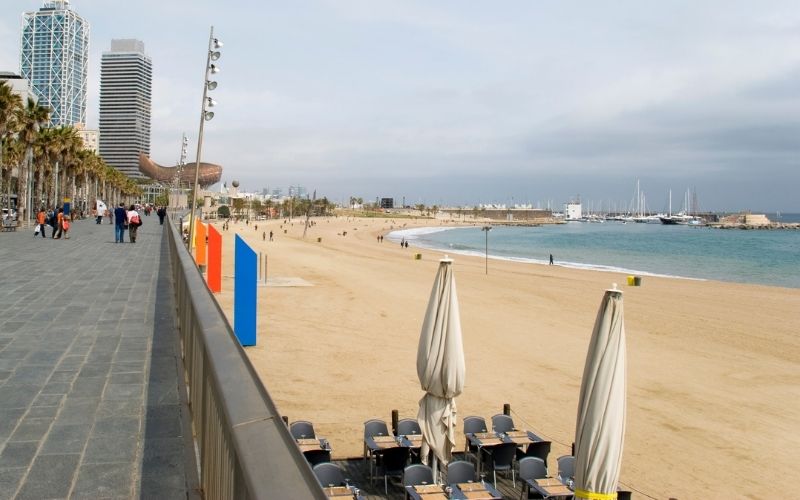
(209, 215, 800, 498)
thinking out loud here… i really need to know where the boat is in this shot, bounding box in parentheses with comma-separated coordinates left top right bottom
(660, 189, 704, 225)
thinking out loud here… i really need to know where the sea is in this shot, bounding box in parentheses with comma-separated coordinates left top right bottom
(389, 213, 800, 289)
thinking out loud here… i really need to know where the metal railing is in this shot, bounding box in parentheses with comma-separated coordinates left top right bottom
(166, 217, 326, 499)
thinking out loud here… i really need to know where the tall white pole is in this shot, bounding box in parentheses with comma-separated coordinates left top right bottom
(188, 26, 214, 250)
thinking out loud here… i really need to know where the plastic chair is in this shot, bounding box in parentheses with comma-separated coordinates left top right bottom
(375, 446, 410, 494)
(446, 460, 475, 485)
(518, 457, 547, 499)
(516, 441, 551, 470)
(403, 463, 434, 487)
(364, 419, 391, 477)
(488, 442, 517, 488)
(557, 455, 575, 485)
(289, 420, 316, 439)
(491, 414, 515, 433)
(303, 449, 331, 466)
(396, 418, 422, 436)
(463, 416, 488, 464)
(313, 462, 345, 488)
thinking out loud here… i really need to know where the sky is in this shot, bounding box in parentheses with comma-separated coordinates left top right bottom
(3, 0, 800, 211)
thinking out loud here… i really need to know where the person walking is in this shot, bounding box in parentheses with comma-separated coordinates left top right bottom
(114, 203, 127, 243)
(549, 253, 554, 265)
(35, 207, 47, 238)
(157, 206, 166, 225)
(52, 207, 64, 239)
(127, 205, 142, 243)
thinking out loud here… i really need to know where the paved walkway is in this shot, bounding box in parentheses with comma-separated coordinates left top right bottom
(0, 214, 198, 499)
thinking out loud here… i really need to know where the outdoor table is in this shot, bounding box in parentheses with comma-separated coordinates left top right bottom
(451, 481, 503, 499)
(323, 485, 366, 499)
(465, 432, 505, 478)
(365, 435, 404, 481)
(296, 437, 330, 453)
(405, 483, 448, 500)
(527, 477, 574, 499)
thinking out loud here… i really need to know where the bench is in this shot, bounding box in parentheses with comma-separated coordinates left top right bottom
(2, 219, 17, 232)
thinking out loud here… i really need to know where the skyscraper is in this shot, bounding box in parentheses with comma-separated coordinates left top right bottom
(20, 0, 89, 127)
(99, 39, 152, 178)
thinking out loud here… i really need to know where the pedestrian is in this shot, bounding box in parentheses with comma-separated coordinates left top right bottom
(52, 207, 64, 239)
(157, 206, 166, 225)
(127, 205, 142, 243)
(62, 212, 71, 239)
(114, 203, 127, 243)
(404, 240, 409, 248)
(262, 231, 266, 241)
(549, 254, 554, 265)
(400, 238, 405, 248)
(35, 207, 47, 238)
(269, 230, 273, 241)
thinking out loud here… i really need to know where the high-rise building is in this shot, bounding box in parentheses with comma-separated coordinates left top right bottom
(98, 39, 152, 178)
(20, 0, 89, 127)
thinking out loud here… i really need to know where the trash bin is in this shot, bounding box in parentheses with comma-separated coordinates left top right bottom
(627, 275, 635, 286)
(317, 237, 322, 243)
(634, 276, 642, 286)
(414, 253, 422, 260)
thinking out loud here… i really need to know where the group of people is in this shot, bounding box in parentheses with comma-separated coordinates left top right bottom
(34, 207, 70, 239)
(114, 203, 143, 243)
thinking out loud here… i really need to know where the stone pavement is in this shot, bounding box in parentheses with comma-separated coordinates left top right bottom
(0, 214, 199, 499)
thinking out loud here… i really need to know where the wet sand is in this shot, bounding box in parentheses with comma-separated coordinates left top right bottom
(210, 215, 800, 498)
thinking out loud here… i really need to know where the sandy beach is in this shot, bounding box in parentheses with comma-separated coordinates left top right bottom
(209, 215, 800, 498)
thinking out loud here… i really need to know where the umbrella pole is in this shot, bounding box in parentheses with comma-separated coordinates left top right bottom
(432, 456, 438, 484)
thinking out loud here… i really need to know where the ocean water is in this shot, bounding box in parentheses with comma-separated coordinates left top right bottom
(390, 217, 800, 288)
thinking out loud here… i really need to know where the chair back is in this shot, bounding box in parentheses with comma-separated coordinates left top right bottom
(446, 460, 475, 484)
(403, 464, 434, 486)
(289, 420, 316, 439)
(557, 455, 575, 483)
(364, 419, 389, 439)
(491, 442, 518, 470)
(521, 441, 551, 465)
(303, 449, 331, 466)
(381, 446, 410, 475)
(463, 416, 487, 434)
(518, 457, 547, 481)
(313, 462, 345, 487)
(397, 418, 422, 436)
(491, 414, 515, 433)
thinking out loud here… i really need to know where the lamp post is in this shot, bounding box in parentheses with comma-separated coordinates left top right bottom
(172, 133, 188, 221)
(188, 26, 222, 250)
(481, 225, 492, 275)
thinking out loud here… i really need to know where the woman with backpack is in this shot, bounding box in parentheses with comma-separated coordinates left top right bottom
(127, 205, 142, 243)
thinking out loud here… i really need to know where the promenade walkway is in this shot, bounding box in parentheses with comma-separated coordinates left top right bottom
(0, 215, 198, 499)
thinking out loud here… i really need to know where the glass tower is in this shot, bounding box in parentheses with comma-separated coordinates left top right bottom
(99, 39, 152, 178)
(20, 0, 89, 127)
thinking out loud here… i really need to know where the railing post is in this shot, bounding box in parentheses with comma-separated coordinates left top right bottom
(391, 409, 399, 435)
(503, 403, 511, 416)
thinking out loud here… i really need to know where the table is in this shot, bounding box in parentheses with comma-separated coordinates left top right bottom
(323, 485, 366, 499)
(297, 437, 330, 453)
(405, 481, 503, 500)
(527, 477, 574, 499)
(365, 435, 405, 481)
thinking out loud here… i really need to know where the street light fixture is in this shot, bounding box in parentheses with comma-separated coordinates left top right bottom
(188, 26, 222, 250)
(481, 225, 492, 275)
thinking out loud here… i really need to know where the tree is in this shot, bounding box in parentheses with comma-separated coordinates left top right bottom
(16, 97, 50, 221)
(0, 82, 22, 217)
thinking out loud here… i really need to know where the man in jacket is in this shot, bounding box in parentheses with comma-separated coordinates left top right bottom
(114, 203, 127, 243)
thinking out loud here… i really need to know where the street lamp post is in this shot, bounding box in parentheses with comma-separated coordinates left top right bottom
(481, 225, 492, 275)
(187, 26, 222, 250)
(172, 133, 188, 221)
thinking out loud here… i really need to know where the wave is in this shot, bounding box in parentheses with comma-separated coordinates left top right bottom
(387, 226, 703, 282)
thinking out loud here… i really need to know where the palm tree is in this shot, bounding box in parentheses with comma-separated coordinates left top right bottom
(17, 97, 50, 222)
(0, 82, 22, 216)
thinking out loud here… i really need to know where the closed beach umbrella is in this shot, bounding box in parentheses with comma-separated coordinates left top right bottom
(573, 286, 627, 500)
(416, 257, 466, 476)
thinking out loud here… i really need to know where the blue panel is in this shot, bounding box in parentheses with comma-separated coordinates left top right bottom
(234, 235, 257, 346)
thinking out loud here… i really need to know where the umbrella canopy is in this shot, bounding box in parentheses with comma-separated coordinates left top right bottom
(573, 287, 627, 500)
(416, 258, 466, 467)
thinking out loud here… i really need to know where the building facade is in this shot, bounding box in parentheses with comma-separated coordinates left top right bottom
(99, 39, 152, 178)
(20, 0, 89, 127)
(0, 72, 38, 103)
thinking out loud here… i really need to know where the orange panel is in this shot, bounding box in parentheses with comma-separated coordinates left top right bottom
(207, 225, 222, 293)
(195, 222, 207, 265)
